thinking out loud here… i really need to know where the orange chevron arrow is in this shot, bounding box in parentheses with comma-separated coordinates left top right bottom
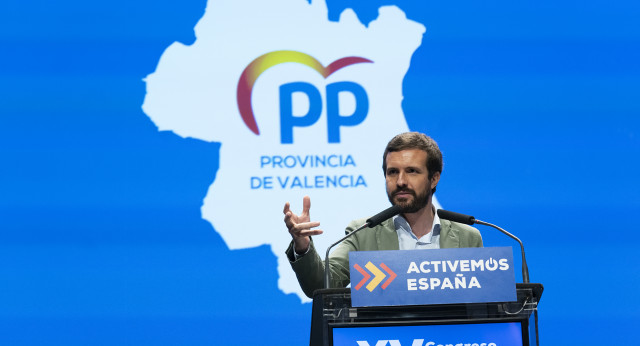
(365, 261, 386, 292)
(379, 263, 396, 289)
(353, 264, 370, 291)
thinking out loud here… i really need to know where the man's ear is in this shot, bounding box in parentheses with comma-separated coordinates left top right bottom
(430, 171, 441, 190)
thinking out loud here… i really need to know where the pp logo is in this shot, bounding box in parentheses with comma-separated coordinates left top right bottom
(236, 50, 372, 143)
(353, 261, 397, 291)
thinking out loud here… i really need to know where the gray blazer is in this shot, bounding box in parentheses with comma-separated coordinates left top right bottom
(286, 217, 483, 298)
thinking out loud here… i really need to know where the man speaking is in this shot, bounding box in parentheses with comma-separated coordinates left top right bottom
(283, 132, 482, 298)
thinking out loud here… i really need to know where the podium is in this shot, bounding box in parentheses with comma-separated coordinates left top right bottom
(309, 283, 543, 346)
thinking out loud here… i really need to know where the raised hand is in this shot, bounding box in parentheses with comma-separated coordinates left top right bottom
(283, 195, 323, 254)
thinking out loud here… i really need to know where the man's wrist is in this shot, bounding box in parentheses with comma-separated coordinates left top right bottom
(293, 240, 311, 259)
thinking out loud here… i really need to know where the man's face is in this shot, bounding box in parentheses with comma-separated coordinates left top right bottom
(385, 149, 440, 213)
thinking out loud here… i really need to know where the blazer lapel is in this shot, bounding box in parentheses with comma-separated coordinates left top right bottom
(376, 219, 400, 250)
(439, 219, 460, 248)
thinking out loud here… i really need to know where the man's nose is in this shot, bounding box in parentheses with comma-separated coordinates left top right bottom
(396, 172, 407, 186)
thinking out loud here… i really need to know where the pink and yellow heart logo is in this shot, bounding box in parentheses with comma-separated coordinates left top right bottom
(237, 50, 373, 135)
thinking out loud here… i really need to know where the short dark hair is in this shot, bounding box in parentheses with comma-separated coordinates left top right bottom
(382, 132, 443, 191)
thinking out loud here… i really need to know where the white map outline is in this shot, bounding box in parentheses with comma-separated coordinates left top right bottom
(142, 0, 426, 301)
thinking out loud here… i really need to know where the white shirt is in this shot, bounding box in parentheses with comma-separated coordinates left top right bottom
(394, 210, 441, 250)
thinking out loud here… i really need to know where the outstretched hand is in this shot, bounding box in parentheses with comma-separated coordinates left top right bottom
(283, 196, 323, 254)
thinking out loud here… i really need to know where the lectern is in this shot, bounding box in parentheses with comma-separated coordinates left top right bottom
(310, 283, 543, 346)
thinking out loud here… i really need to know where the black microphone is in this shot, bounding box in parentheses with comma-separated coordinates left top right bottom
(324, 205, 402, 288)
(436, 209, 475, 225)
(437, 209, 530, 284)
(366, 204, 403, 227)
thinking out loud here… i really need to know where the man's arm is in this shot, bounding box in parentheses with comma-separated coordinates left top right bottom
(285, 236, 355, 297)
(285, 239, 324, 297)
(283, 196, 325, 297)
(283, 197, 355, 297)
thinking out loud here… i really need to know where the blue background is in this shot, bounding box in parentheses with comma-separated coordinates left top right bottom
(1, 0, 638, 344)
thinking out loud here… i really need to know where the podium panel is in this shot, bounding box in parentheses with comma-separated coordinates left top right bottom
(310, 284, 543, 346)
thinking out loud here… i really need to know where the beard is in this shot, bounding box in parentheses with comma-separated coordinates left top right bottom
(387, 186, 431, 213)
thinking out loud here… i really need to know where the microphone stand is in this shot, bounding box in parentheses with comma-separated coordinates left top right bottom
(323, 205, 402, 289)
(474, 219, 530, 284)
(323, 223, 369, 289)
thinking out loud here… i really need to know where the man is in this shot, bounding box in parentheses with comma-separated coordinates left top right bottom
(283, 132, 482, 298)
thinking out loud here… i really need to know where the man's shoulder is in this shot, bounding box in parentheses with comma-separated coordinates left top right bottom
(346, 217, 394, 232)
(347, 217, 368, 229)
(440, 218, 483, 247)
(344, 217, 397, 251)
(442, 218, 480, 234)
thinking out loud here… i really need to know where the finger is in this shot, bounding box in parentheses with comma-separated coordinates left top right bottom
(302, 195, 311, 215)
(298, 229, 324, 237)
(289, 222, 321, 236)
(283, 202, 290, 215)
(284, 210, 301, 227)
(292, 221, 320, 231)
(284, 212, 294, 227)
